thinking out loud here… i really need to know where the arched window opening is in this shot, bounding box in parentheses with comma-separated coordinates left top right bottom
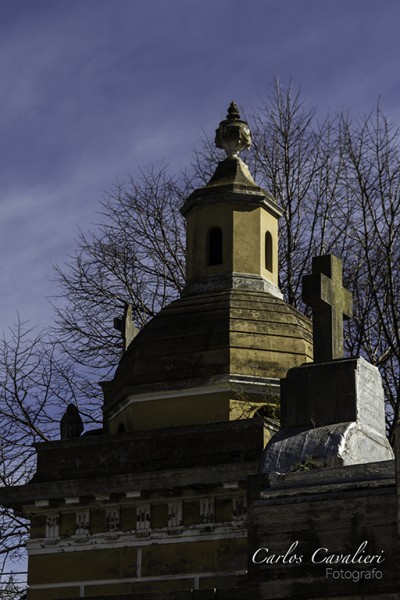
(208, 227, 223, 266)
(265, 231, 273, 272)
(117, 423, 126, 433)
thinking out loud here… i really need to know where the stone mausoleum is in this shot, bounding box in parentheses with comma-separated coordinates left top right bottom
(0, 104, 399, 599)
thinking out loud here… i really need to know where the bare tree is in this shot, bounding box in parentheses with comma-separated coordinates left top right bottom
(0, 574, 27, 600)
(339, 107, 400, 440)
(53, 167, 187, 373)
(248, 87, 400, 439)
(0, 317, 102, 574)
(249, 80, 345, 307)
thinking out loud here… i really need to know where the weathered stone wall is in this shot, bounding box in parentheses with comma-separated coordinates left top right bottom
(247, 462, 400, 598)
(106, 288, 312, 425)
(27, 538, 247, 599)
(32, 419, 263, 483)
(65, 589, 243, 600)
(13, 419, 263, 600)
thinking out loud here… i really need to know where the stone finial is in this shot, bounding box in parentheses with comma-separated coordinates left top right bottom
(302, 255, 353, 363)
(215, 101, 252, 157)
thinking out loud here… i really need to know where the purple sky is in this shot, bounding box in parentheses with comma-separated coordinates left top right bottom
(2, 0, 400, 331)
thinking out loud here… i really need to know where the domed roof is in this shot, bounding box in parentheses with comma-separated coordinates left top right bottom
(104, 104, 314, 421)
(106, 288, 313, 411)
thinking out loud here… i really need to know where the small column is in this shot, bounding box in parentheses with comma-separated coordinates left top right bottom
(167, 502, 183, 529)
(200, 497, 215, 525)
(75, 510, 90, 537)
(106, 508, 120, 532)
(46, 514, 60, 539)
(136, 504, 151, 534)
(232, 496, 247, 523)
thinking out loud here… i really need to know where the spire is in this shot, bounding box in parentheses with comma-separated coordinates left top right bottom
(215, 101, 252, 158)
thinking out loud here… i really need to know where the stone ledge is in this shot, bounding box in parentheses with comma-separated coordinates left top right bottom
(0, 461, 257, 513)
(64, 588, 243, 600)
(182, 273, 283, 299)
(249, 460, 395, 504)
(31, 418, 264, 483)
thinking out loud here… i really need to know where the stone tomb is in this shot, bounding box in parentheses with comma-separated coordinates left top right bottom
(248, 254, 399, 599)
(261, 254, 393, 474)
(261, 356, 393, 473)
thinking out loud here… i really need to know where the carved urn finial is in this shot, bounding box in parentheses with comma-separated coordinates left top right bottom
(215, 101, 252, 158)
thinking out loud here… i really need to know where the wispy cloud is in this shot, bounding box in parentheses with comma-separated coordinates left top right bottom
(1, 0, 400, 331)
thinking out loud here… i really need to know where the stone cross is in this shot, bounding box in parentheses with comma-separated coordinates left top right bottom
(302, 254, 352, 363)
(114, 303, 137, 352)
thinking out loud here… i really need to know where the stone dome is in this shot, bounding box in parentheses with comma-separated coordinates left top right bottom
(105, 288, 313, 415)
(103, 105, 314, 427)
